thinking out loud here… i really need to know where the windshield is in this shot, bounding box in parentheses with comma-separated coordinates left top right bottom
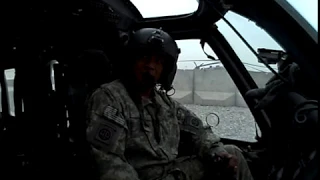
(286, 0, 318, 31)
(130, 0, 198, 18)
(131, 0, 317, 30)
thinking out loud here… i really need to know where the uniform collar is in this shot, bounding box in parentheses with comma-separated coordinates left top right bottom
(141, 90, 162, 108)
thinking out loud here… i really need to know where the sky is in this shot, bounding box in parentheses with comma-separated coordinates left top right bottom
(130, 0, 318, 71)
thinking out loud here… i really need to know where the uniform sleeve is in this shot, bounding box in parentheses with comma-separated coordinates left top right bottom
(174, 101, 227, 159)
(86, 88, 140, 180)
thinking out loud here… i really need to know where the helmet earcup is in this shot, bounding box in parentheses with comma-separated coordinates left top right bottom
(159, 63, 177, 91)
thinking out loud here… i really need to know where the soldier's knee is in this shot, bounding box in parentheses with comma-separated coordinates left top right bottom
(223, 144, 242, 156)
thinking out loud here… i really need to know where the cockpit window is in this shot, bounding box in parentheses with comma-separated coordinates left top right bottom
(177, 40, 217, 69)
(216, 12, 282, 87)
(0, 69, 15, 115)
(130, 0, 198, 18)
(286, 0, 318, 31)
(216, 12, 282, 74)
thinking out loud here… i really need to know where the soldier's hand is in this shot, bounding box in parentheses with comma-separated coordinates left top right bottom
(206, 152, 238, 179)
(216, 152, 238, 174)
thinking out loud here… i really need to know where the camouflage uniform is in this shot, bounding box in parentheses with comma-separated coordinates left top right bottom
(86, 80, 253, 180)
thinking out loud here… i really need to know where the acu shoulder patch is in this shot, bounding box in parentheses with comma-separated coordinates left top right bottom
(88, 106, 126, 153)
(178, 108, 202, 135)
(93, 120, 124, 152)
(103, 106, 126, 127)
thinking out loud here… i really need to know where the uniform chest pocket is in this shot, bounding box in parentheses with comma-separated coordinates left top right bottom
(159, 109, 180, 140)
(158, 108, 180, 156)
(127, 116, 144, 137)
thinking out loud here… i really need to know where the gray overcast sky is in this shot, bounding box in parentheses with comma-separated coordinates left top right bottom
(131, 0, 318, 71)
